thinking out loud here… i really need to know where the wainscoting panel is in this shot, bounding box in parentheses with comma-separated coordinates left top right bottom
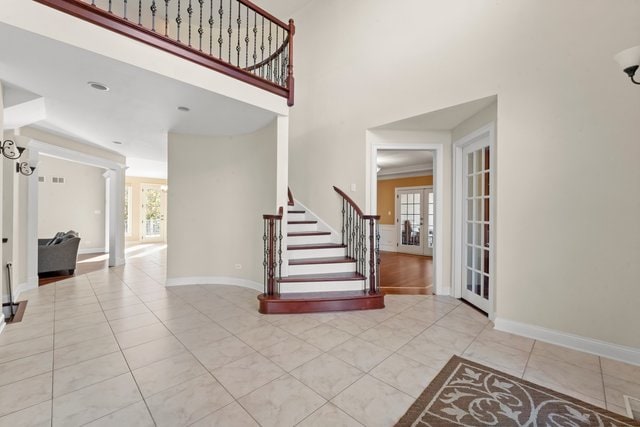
(380, 224, 397, 252)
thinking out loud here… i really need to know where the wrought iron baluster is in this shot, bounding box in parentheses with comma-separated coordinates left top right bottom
(164, 0, 170, 36)
(198, 0, 204, 51)
(376, 221, 381, 292)
(341, 200, 346, 245)
(108, 0, 112, 13)
(274, 27, 279, 84)
(263, 220, 267, 295)
(268, 22, 272, 81)
(150, 1, 158, 32)
(227, 0, 232, 62)
(209, 0, 214, 55)
(218, 0, 223, 58)
(236, 3, 241, 67)
(252, 11, 257, 71)
(176, 0, 183, 42)
(277, 219, 283, 283)
(260, 16, 265, 77)
(354, 213, 360, 272)
(138, 0, 142, 25)
(245, 7, 249, 68)
(187, 0, 194, 47)
(368, 218, 376, 293)
(92, 0, 96, 5)
(123, 0, 128, 19)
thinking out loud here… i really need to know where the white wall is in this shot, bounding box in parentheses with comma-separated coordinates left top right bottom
(37, 156, 106, 252)
(167, 120, 277, 288)
(290, 0, 640, 349)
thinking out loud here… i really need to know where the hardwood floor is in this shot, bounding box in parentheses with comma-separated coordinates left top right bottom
(38, 252, 109, 286)
(380, 251, 433, 295)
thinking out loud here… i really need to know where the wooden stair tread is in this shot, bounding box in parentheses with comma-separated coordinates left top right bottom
(258, 291, 385, 314)
(287, 231, 331, 237)
(278, 272, 365, 283)
(288, 243, 346, 250)
(288, 210, 305, 214)
(288, 257, 355, 266)
(288, 220, 317, 224)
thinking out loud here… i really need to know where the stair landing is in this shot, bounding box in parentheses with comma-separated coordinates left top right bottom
(258, 290, 385, 314)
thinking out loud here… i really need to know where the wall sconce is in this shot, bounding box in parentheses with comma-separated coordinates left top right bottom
(16, 161, 36, 176)
(614, 45, 640, 85)
(1, 139, 26, 160)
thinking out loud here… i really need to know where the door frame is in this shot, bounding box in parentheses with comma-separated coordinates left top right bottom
(452, 122, 496, 319)
(395, 185, 433, 256)
(366, 132, 445, 295)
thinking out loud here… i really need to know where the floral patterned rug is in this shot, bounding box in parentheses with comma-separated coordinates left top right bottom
(396, 355, 640, 426)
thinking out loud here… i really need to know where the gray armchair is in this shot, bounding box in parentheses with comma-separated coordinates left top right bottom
(38, 232, 81, 275)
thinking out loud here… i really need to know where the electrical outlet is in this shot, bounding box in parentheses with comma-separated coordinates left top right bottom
(350, 183, 356, 192)
(234, 264, 242, 270)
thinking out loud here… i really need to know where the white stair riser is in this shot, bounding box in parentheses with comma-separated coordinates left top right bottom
(288, 262, 356, 275)
(288, 247, 346, 259)
(287, 223, 318, 233)
(279, 281, 366, 293)
(287, 213, 306, 221)
(288, 234, 332, 245)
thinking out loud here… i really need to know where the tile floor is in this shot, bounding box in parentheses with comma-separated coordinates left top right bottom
(0, 244, 639, 426)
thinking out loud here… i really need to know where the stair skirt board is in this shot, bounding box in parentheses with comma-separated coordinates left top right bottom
(258, 291, 385, 314)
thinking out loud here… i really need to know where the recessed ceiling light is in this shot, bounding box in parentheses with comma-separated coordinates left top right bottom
(88, 81, 109, 91)
(112, 141, 123, 145)
(177, 106, 190, 112)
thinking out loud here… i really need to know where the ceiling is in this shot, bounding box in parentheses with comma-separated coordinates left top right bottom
(377, 150, 433, 178)
(0, 22, 279, 178)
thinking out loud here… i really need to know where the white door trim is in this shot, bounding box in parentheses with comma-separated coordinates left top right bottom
(366, 136, 445, 295)
(452, 122, 496, 319)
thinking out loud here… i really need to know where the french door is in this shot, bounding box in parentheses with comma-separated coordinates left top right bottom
(140, 184, 167, 243)
(396, 187, 434, 256)
(461, 138, 493, 313)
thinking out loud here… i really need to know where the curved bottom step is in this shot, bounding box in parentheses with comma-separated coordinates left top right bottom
(258, 290, 385, 314)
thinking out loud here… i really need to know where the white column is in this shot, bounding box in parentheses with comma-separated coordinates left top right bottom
(276, 115, 289, 277)
(108, 166, 126, 267)
(0, 81, 4, 329)
(25, 149, 39, 291)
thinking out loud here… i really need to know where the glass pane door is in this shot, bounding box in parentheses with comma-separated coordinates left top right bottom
(462, 143, 491, 313)
(141, 184, 166, 242)
(396, 188, 433, 256)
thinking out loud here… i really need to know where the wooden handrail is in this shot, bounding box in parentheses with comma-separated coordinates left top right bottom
(333, 186, 363, 216)
(287, 188, 294, 206)
(34, 0, 295, 105)
(263, 206, 283, 220)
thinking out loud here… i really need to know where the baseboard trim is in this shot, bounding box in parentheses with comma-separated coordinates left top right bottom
(78, 247, 107, 255)
(13, 282, 37, 302)
(166, 276, 262, 292)
(494, 317, 640, 366)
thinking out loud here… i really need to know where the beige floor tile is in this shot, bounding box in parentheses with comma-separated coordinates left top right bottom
(0, 322, 53, 346)
(54, 302, 103, 319)
(150, 304, 201, 322)
(103, 303, 152, 321)
(108, 312, 160, 333)
(463, 339, 530, 377)
(0, 372, 52, 417)
(298, 324, 353, 351)
(216, 312, 270, 334)
(99, 296, 143, 311)
(173, 323, 231, 350)
(146, 374, 233, 426)
(379, 314, 432, 337)
(329, 337, 392, 372)
(397, 337, 458, 370)
(350, 308, 397, 324)
(0, 400, 51, 427)
(369, 353, 439, 398)
(54, 311, 107, 333)
(54, 295, 99, 309)
(260, 336, 322, 372)
(524, 354, 605, 401)
(211, 352, 284, 398)
(415, 324, 476, 353)
(435, 312, 487, 336)
(53, 334, 120, 369)
(327, 313, 377, 336)
(132, 352, 207, 398)
(162, 312, 214, 334)
(297, 403, 363, 427)
(606, 403, 632, 418)
(602, 357, 640, 385)
(358, 325, 415, 352)
(270, 314, 322, 335)
(54, 322, 113, 348)
(476, 324, 535, 353)
(291, 353, 364, 400)
(123, 335, 187, 370)
(238, 375, 325, 427)
(332, 375, 414, 427)
(190, 401, 259, 426)
(115, 323, 172, 349)
(532, 341, 601, 372)
(53, 351, 129, 397)
(52, 373, 142, 426)
(0, 351, 53, 387)
(84, 401, 154, 427)
(604, 374, 640, 408)
(191, 335, 256, 371)
(237, 324, 292, 351)
(0, 335, 53, 365)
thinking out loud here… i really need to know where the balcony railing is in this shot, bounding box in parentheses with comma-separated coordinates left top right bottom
(34, 0, 295, 106)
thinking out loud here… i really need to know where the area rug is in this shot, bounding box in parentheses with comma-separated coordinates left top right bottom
(396, 355, 640, 426)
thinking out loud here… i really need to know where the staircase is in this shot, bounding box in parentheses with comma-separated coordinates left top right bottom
(258, 188, 385, 314)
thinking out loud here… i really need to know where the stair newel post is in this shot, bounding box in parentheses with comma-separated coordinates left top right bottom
(375, 219, 381, 292)
(267, 217, 275, 295)
(367, 217, 375, 293)
(277, 209, 283, 290)
(262, 207, 283, 297)
(262, 219, 267, 295)
(341, 199, 345, 246)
